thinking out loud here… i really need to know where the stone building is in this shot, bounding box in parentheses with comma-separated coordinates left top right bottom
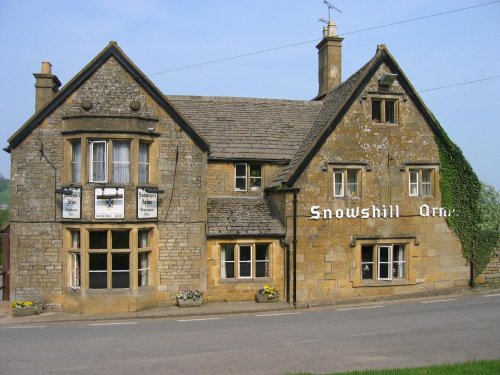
(5, 22, 470, 314)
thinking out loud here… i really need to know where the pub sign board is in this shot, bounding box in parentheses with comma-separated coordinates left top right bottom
(137, 188, 158, 219)
(62, 187, 82, 219)
(95, 188, 125, 219)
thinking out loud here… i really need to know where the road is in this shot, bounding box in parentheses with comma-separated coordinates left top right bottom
(1, 294, 499, 375)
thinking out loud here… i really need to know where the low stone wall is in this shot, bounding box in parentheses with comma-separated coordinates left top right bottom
(483, 243, 500, 284)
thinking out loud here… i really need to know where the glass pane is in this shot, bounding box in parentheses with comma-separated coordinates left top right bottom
(334, 171, 344, 196)
(385, 101, 395, 123)
(379, 263, 389, 279)
(112, 230, 129, 249)
(239, 262, 251, 277)
(222, 245, 234, 261)
(89, 272, 107, 289)
(362, 263, 373, 279)
(138, 270, 149, 287)
(249, 164, 261, 190)
(112, 253, 129, 271)
(235, 177, 246, 191)
(256, 245, 268, 261)
(91, 141, 106, 182)
(112, 141, 130, 184)
(347, 170, 358, 196)
(89, 253, 107, 270)
(112, 253, 129, 289)
(70, 230, 80, 249)
(372, 100, 382, 122)
(239, 246, 251, 261)
(225, 263, 234, 278)
(139, 142, 150, 184)
(71, 253, 81, 288)
(361, 246, 373, 262)
(393, 245, 405, 262)
(379, 247, 389, 262)
(89, 231, 107, 249)
(89, 253, 107, 289)
(138, 230, 149, 248)
(235, 164, 247, 191)
(256, 261, 269, 277)
(71, 141, 81, 183)
(235, 164, 247, 177)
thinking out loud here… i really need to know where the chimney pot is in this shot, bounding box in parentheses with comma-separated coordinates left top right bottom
(41, 61, 52, 75)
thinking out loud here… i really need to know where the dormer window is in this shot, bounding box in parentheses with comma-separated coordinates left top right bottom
(235, 163, 262, 192)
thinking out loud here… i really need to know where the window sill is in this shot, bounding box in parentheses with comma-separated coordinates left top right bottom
(86, 288, 132, 295)
(357, 279, 409, 287)
(220, 277, 273, 284)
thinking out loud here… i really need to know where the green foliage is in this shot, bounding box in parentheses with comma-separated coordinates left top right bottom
(434, 125, 498, 277)
(478, 183, 500, 233)
(0, 178, 10, 204)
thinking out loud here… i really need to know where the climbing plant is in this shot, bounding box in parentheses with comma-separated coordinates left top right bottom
(434, 123, 498, 282)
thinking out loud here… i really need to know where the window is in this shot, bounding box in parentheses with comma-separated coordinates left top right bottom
(138, 141, 150, 184)
(372, 98, 397, 124)
(71, 140, 81, 184)
(89, 141, 107, 183)
(138, 229, 151, 287)
(88, 230, 130, 289)
(235, 163, 262, 192)
(333, 169, 360, 197)
(361, 244, 406, 281)
(69, 230, 81, 289)
(221, 243, 270, 279)
(409, 169, 433, 197)
(89, 139, 131, 184)
(112, 141, 130, 184)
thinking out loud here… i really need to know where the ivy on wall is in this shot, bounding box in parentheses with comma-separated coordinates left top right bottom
(434, 124, 498, 280)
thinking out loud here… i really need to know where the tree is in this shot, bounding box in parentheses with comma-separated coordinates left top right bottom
(478, 183, 500, 234)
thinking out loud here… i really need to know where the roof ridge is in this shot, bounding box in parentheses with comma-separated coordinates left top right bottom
(168, 94, 322, 105)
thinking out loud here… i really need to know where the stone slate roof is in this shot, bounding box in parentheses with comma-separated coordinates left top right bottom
(168, 96, 323, 161)
(207, 197, 285, 238)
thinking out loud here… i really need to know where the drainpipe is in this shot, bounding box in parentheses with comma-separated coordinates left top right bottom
(292, 188, 299, 307)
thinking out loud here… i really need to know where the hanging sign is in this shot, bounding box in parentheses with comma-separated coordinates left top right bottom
(137, 188, 158, 219)
(95, 188, 124, 219)
(62, 187, 81, 219)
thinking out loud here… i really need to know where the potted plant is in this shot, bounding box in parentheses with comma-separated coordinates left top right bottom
(255, 285, 280, 303)
(176, 290, 203, 307)
(11, 301, 43, 317)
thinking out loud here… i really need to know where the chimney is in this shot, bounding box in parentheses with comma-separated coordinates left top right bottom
(33, 62, 61, 112)
(316, 21, 343, 99)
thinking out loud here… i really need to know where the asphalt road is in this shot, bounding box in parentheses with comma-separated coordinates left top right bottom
(1, 294, 499, 375)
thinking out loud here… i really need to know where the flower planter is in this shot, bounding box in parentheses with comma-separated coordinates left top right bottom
(12, 303, 42, 317)
(177, 298, 203, 307)
(255, 294, 279, 303)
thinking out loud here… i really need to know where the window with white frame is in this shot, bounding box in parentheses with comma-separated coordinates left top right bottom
(89, 139, 132, 184)
(221, 243, 270, 279)
(333, 169, 360, 197)
(409, 169, 433, 197)
(235, 163, 262, 192)
(361, 244, 406, 281)
(372, 98, 398, 124)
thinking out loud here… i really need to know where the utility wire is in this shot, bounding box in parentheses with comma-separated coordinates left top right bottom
(147, 1, 500, 76)
(419, 75, 500, 93)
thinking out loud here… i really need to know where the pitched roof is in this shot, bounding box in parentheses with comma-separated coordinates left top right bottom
(207, 197, 285, 238)
(7, 42, 209, 152)
(169, 96, 323, 161)
(269, 45, 444, 189)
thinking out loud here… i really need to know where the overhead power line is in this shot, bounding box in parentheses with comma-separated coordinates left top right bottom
(419, 75, 500, 93)
(147, 1, 500, 76)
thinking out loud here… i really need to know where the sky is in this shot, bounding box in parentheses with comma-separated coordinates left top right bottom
(0, 0, 499, 188)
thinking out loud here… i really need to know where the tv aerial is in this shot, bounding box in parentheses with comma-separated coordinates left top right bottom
(319, 1, 342, 24)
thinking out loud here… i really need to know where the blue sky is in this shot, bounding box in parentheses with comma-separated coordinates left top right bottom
(0, 0, 499, 188)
